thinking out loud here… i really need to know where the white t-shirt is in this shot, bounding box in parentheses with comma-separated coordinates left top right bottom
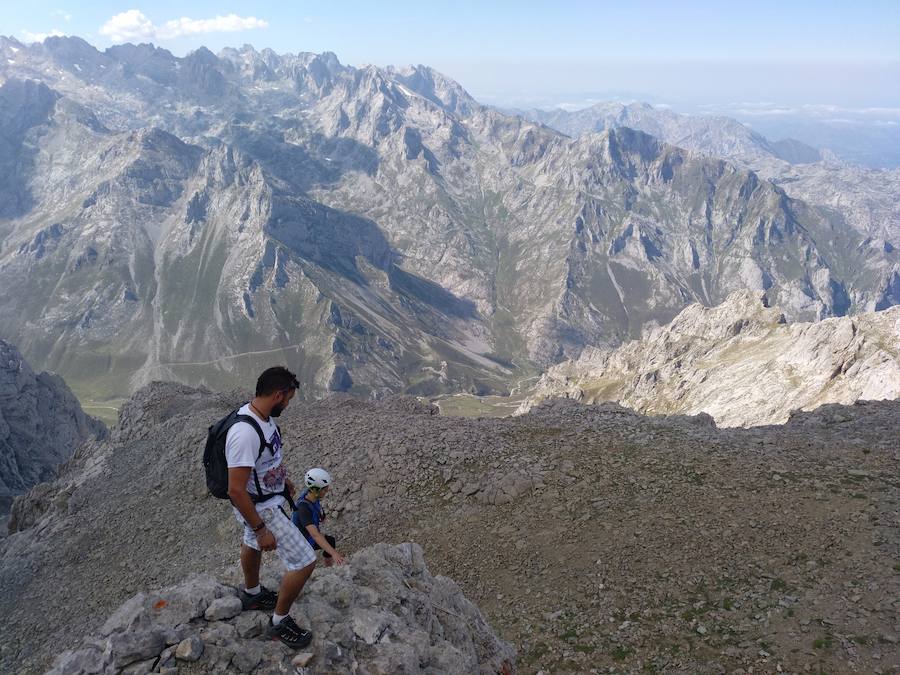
(225, 403, 286, 516)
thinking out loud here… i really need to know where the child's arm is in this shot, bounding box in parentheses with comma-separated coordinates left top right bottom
(305, 525, 346, 565)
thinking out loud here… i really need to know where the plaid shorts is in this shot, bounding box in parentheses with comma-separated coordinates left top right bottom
(238, 506, 316, 571)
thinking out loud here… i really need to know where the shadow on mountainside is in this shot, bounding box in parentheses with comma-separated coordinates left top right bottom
(226, 123, 380, 193)
(0, 79, 59, 220)
(266, 195, 479, 320)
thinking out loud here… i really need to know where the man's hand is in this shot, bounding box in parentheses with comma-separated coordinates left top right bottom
(330, 552, 347, 566)
(255, 528, 277, 551)
(285, 478, 295, 498)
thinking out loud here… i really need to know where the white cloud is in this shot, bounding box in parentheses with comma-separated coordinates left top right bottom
(733, 107, 798, 116)
(51, 10, 73, 22)
(21, 28, 66, 43)
(99, 9, 156, 43)
(160, 14, 269, 39)
(99, 9, 268, 44)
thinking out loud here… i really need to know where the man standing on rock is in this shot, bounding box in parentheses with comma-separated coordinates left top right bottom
(226, 366, 315, 649)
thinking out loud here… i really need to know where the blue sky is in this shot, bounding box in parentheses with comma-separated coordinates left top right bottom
(3, 1, 899, 107)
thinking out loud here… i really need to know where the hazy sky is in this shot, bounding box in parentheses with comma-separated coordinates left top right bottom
(3, 1, 899, 107)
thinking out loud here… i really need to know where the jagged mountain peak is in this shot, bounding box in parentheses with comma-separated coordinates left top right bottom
(312, 50, 343, 69)
(105, 41, 176, 63)
(185, 45, 218, 63)
(0, 35, 25, 51)
(39, 35, 98, 59)
(387, 63, 479, 117)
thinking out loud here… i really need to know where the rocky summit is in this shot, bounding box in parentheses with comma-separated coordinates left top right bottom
(2, 381, 897, 673)
(0, 339, 105, 518)
(0, 36, 896, 403)
(46, 543, 515, 675)
(517, 290, 900, 426)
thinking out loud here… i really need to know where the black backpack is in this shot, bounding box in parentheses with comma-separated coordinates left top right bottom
(203, 408, 292, 507)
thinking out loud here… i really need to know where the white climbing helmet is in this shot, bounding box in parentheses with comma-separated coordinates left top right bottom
(304, 467, 333, 489)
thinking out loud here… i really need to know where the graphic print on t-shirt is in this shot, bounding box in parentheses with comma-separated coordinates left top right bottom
(251, 424, 285, 496)
(261, 430, 286, 491)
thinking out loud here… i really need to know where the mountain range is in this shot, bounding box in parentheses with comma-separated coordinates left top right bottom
(0, 36, 897, 403)
(520, 101, 900, 248)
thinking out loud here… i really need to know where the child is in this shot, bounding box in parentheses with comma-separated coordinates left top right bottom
(292, 468, 346, 566)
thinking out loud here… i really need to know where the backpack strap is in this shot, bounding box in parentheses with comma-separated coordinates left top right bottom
(235, 413, 269, 498)
(235, 413, 269, 457)
(233, 412, 296, 511)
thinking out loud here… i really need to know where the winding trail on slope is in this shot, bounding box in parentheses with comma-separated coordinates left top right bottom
(146, 343, 305, 369)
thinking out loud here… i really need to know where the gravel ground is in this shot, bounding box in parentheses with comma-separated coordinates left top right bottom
(1, 383, 897, 673)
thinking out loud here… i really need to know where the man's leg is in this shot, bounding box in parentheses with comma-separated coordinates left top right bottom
(262, 509, 317, 648)
(238, 520, 279, 611)
(263, 508, 317, 617)
(240, 543, 262, 589)
(274, 561, 315, 615)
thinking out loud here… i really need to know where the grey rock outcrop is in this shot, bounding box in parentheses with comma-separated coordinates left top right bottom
(516, 290, 900, 426)
(47, 543, 515, 675)
(0, 339, 105, 514)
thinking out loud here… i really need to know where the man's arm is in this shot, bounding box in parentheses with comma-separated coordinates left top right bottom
(228, 467, 276, 551)
(305, 524, 345, 564)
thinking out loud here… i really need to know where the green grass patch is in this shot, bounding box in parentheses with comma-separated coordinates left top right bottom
(813, 636, 833, 650)
(611, 646, 633, 660)
(770, 578, 789, 592)
(681, 604, 712, 621)
(523, 641, 549, 663)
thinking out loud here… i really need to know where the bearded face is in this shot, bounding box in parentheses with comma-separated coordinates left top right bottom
(270, 388, 296, 417)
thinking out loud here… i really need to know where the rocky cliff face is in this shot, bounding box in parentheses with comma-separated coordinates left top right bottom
(0, 339, 105, 514)
(516, 290, 900, 426)
(0, 37, 895, 401)
(2, 381, 897, 673)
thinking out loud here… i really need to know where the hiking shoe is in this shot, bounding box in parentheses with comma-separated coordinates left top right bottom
(266, 616, 312, 649)
(240, 585, 278, 611)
